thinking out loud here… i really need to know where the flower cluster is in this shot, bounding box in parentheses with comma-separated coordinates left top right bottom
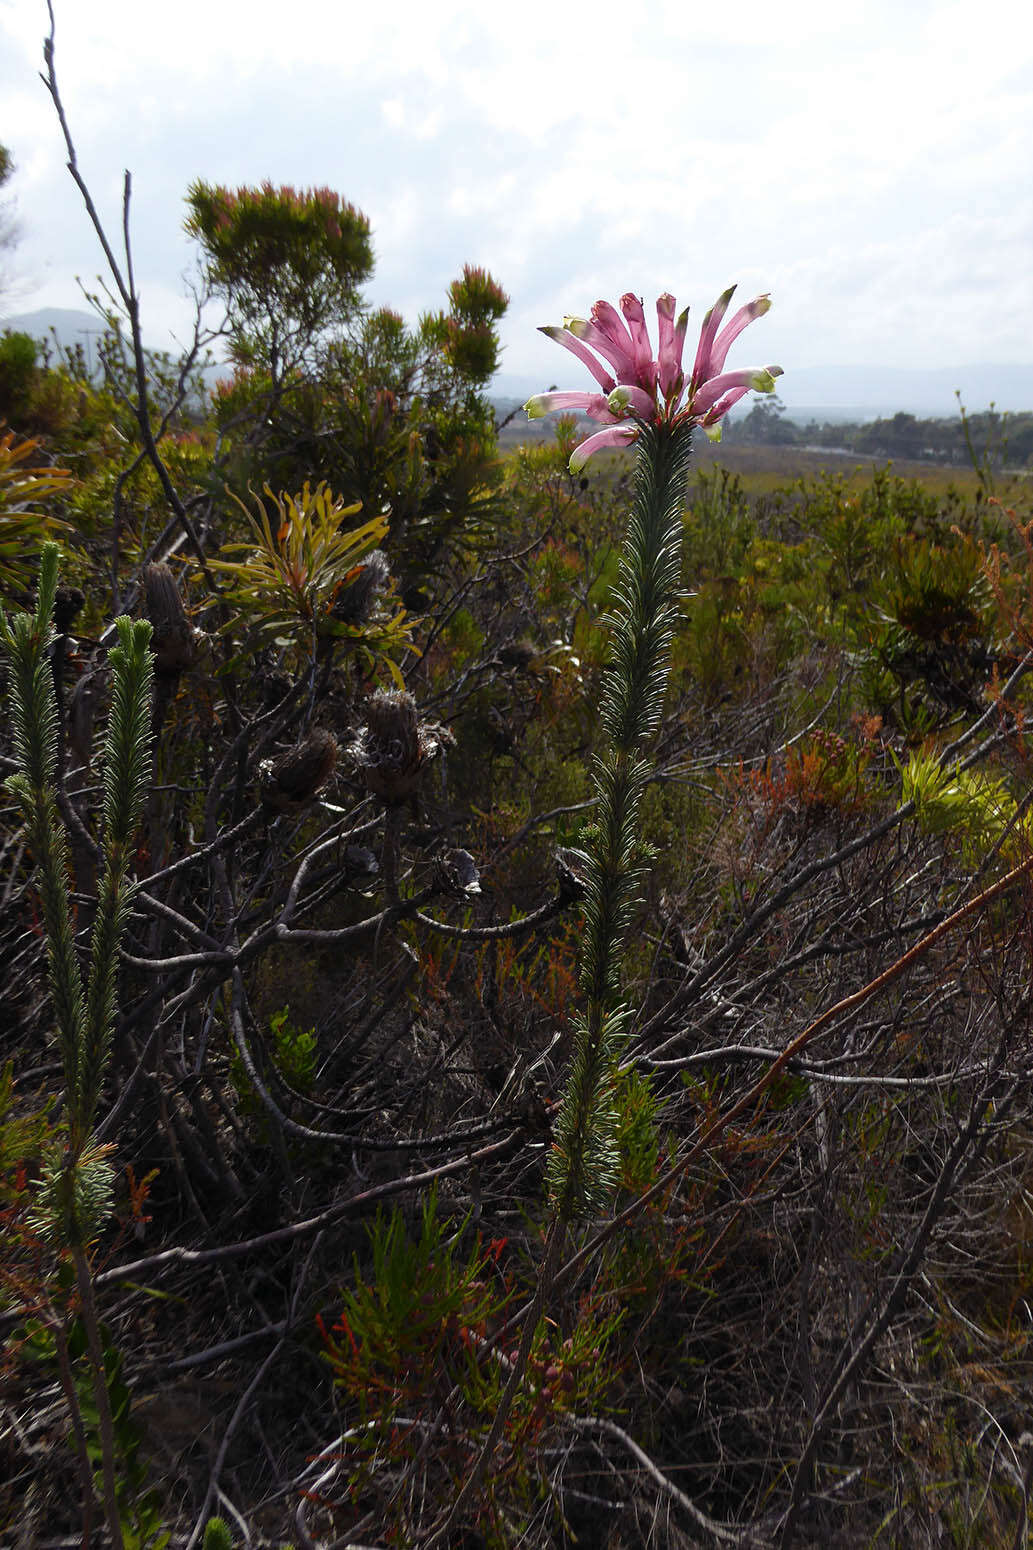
(525, 287, 781, 470)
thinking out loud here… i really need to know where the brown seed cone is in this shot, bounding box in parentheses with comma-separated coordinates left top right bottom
(331, 549, 390, 624)
(53, 585, 85, 635)
(142, 562, 199, 676)
(350, 689, 450, 806)
(259, 729, 339, 813)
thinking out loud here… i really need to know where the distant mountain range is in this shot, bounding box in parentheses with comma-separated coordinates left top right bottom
(1, 307, 148, 369)
(6, 308, 1033, 423)
(0, 305, 228, 392)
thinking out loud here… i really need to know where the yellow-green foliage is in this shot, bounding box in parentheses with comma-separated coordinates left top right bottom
(0, 427, 74, 599)
(209, 479, 412, 678)
(888, 535, 989, 644)
(438, 604, 483, 666)
(614, 1065, 662, 1192)
(899, 747, 1020, 859)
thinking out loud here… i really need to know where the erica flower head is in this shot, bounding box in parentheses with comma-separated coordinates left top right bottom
(525, 287, 782, 471)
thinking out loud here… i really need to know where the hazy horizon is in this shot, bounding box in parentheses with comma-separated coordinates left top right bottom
(7, 303, 1033, 422)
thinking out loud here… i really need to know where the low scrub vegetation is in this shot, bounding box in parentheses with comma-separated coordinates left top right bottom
(3, 32, 1033, 1550)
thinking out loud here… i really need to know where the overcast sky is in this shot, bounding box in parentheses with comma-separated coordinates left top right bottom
(1, 0, 1031, 393)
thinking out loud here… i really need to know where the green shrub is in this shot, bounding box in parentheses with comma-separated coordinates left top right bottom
(0, 330, 38, 427)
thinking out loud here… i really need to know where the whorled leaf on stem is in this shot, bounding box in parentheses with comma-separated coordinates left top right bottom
(0, 427, 74, 600)
(78, 615, 154, 1137)
(29, 1138, 115, 1248)
(1, 546, 156, 1247)
(0, 544, 84, 1104)
(545, 416, 699, 1221)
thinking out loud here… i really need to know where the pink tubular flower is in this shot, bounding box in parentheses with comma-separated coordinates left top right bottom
(525, 286, 782, 471)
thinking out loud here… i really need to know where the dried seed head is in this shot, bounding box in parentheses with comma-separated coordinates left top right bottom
(53, 585, 85, 635)
(259, 728, 339, 813)
(496, 638, 538, 672)
(437, 847, 481, 895)
(142, 563, 200, 676)
(350, 688, 452, 805)
(332, 549, 391, 625)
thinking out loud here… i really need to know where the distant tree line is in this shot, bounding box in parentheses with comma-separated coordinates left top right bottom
(724, 392, 1033, 467)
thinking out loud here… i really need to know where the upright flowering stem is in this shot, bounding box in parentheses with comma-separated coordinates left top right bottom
(432, 287, 778, 1543)
(432, 419, 696, 1548)
(527, 285, 778, 1219)
(550, 417, 694, 1219)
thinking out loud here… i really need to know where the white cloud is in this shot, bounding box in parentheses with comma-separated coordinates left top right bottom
(1, 0, 1030, 384)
